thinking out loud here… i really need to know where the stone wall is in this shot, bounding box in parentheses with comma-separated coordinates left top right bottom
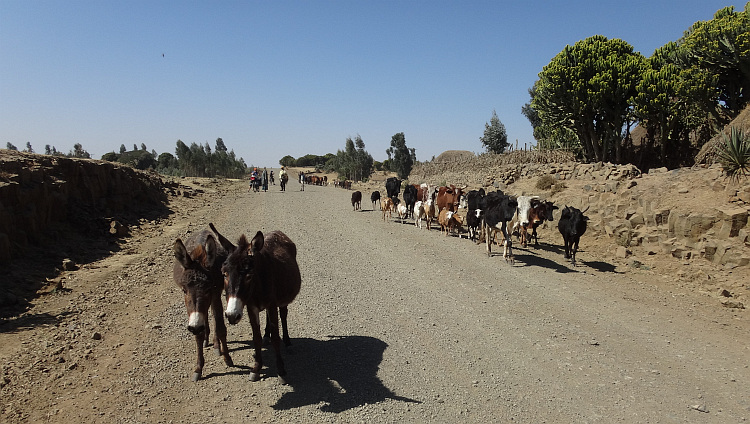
(0, 151, 167, 263)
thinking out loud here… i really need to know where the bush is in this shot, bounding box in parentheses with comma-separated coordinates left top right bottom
(718, 127, 750, 182)
(536, 175, 556, 190)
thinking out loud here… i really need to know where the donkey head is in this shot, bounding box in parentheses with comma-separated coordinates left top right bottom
(221, 231, 264, 325)
(173, 234, 218, 335)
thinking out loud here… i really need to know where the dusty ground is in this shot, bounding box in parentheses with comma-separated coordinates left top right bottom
(1, 170, 749, 423)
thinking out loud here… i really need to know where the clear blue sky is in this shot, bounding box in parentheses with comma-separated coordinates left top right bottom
(0, 1, 738, 167)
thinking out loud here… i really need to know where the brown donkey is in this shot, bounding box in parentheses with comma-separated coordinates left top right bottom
(173, 230, 233, 381)
(209, 223, 301, 384)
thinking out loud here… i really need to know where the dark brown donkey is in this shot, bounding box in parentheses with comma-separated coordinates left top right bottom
(173, 230, 234, 381)
(209, 223, 301, 383)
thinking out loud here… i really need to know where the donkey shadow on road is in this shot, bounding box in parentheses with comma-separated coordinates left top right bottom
(272, 335, 421, 412)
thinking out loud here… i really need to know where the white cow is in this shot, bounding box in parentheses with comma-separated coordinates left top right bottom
(511, 195, 540, 239)
(414, 201, 426, 229)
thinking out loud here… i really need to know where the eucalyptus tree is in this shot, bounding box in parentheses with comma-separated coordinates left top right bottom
(532, 35, 645, 162)
(386, 132, 414, 179)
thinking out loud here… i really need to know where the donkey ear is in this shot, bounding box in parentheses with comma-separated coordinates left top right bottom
(209, 223, 235, 252)
(173, 239, 193, 269)
(204, 235, 217, 267)
(250, 231, 264, 255)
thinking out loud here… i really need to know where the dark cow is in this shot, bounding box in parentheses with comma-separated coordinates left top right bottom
(210, 224, 301, 383)
(435, 185, 464, 213)
(403, 184, 417, 219)
(385, 177, 402, 203)
(465, 189, 486, 243)
(370, 191, 381, 210)
(173, 230, 233, 381)
(484, 191, 518, 262)
(351, 191, 362, 211)
(558, 206, 589, 265)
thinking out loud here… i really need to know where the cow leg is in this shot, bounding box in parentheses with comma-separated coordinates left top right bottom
(211, 293, 233, 367)
(532, 224, 539, 247)
(247, 306, 263, 382)
(502, 222, 513, 263)
(563, 236, 571, 260)
(485, 225, 493, 257)
(571, 237, 580, 265)
(192, 333, 205, 382)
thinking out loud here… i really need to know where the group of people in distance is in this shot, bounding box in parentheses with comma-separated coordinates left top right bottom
(250, 166, 289, 192)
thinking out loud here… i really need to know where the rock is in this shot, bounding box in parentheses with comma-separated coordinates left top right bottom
(720, 299, 745, 309)
(615, 246, 630, 258)
(715, 206, 748, 238)
(62, 258, 77, 271)
(92, 332, 102, 340)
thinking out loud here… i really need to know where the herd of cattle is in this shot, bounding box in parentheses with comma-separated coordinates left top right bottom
(352, 177, 590, 265)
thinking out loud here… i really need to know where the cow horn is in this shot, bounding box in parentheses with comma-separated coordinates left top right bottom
(582, 205, 590, 213)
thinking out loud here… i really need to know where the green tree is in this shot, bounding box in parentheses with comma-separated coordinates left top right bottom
(532, 35, 645, 162)
(386, 132, 414, 179)
(6, 143, 17, 150)
(120, 144, 127, 154)
(45, 145, 51, 155)
(25, 142, 33, 153)
(279, 155, 295, 167)
(215, 138, 227, 152)
(70, 143, 91, 158)
(674, 4, 750, 117)
(354, 135, 374, 181)
(634, 42, 718, 166)
(101, 151, 119, 161)
(480, 110, 509, 154)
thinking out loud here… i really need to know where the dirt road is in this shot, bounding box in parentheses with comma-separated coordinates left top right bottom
(2, 176, 749, 423)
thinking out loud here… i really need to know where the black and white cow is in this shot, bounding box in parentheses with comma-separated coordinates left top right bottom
(483, 191, 518, 262)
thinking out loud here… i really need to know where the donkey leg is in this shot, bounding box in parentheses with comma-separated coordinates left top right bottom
(211, 294, 233, 366)
(266, 306, 287, 383)
(247, 306, 264, 381)
(193, 333, 205, 382)
(279, 305, 291, 347)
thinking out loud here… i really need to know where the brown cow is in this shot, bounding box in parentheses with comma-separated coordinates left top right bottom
(434, 185, 464, 213)
(438, 208, 464, 237)
(381, 197, 394, 222)
(351, 191, 362, 211)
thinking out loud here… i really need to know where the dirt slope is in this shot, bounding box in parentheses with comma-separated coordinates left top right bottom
(1, 175, 749, 423)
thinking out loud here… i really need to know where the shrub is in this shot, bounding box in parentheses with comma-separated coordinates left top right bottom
(718, 127, 750, 182)
(536, 175, 556, 190)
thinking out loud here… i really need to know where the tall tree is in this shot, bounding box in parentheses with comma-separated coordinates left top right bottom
(386, 132, 414, 179)
(120, 144, 127, 154)
(634, 42, 718, 166)
(480, 110, 509, 154)
(25, 142, 34, 153)
(354, 135, 374, 181)
(6, 143, 17, 150)
(215, 138, 227, 152)
(674, 4, 750, 117)
(532, 35, 644, 162)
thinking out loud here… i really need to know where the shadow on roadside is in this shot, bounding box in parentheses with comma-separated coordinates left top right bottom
(270, 335, 421, 412)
